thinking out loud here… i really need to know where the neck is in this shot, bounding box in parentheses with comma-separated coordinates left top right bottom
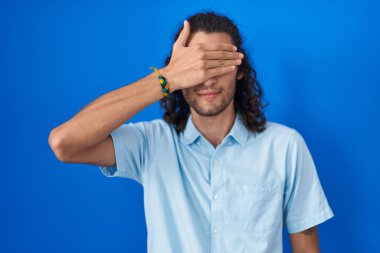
(191, 102, 236, 148)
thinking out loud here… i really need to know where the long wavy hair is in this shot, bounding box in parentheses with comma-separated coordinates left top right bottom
(160, 11, 269, 134)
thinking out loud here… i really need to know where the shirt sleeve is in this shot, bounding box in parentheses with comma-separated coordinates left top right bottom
(98, 121, 150, 185)
(283, 129, 334, 233)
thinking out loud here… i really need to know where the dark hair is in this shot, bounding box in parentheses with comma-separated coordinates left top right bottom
(160, 11, 269, 134)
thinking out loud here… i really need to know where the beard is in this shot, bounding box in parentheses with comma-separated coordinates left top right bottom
(182, 88, 235, 117)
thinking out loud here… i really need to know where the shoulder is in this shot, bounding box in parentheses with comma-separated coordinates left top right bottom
(263, 121, 308, 149)
(129, 118, 176, 136)
(265, 121, 295, 133)
(249, 121, 308, 149)
(259, 121, 297, 140)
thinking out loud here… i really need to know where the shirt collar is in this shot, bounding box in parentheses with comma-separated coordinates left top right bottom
(181, 112, 249, 147)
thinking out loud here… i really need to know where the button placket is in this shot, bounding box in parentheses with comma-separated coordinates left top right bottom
(210, 151, 225, 253)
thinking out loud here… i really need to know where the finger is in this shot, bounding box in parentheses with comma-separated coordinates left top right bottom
(203, 51, 244, 60)
(198, 43, 237, 52)
(206, 66, 236, 79)
(204, 59, 242, 69)
(175, 20, 191, 47)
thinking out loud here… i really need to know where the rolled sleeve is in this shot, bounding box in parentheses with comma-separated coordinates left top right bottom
(283, 130, 334, 233)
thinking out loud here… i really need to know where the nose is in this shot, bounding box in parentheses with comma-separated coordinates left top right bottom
(203, 77, 217, 86)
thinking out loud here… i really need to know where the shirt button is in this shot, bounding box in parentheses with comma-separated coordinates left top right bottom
(212, 228, 218, 234)
(213, 160, 218, 165)
(213, 194, 220, 200)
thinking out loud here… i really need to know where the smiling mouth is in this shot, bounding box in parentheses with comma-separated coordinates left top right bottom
(197, 91, 221, 99)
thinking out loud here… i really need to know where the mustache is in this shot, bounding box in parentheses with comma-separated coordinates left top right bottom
(193, 87, 223, 93)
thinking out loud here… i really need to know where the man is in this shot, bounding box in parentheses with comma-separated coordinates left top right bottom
(49, 12, 334, 253)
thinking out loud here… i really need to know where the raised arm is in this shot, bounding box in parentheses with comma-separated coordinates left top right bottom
(48, 68, 166, 165)
(48, 20, 243, 166)
(289, 226, 320, 253)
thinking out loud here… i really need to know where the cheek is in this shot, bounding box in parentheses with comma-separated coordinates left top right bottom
(182, 88, 195, 99)
(219, 76, 237, 90)
(218, 70, 238, 82)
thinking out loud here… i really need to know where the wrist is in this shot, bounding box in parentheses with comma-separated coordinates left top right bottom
(159, 66, 178, 93)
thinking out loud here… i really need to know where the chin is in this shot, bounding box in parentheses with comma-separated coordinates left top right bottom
(192, 103, 228, 117)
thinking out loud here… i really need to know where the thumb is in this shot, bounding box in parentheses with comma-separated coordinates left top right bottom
(175, 20, 190, 47)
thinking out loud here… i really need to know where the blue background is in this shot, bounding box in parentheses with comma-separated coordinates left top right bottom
(1, 0, 379, 252)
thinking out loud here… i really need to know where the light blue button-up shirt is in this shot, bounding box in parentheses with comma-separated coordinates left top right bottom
(99, 112, 334, 253)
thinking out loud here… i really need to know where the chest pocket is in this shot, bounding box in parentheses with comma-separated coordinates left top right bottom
(224, 181, 283, 233)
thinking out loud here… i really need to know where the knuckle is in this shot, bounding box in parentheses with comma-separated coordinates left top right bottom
(197, 60, 206, 69)
(219, 60, 225, 66)
(191, 46, 198, 54)
(194, 45, 202, 54)
(198, 51, 206, 59)
(220, 66, 229, 74)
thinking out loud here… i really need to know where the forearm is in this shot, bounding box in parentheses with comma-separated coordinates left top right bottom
(48, 67, 172, 158)
(289, 226, 320, 253)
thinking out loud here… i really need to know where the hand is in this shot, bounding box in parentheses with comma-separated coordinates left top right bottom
(161, 20, 244, 92)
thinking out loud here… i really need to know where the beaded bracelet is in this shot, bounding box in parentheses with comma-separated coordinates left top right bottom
(150, 66, 171, 99)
